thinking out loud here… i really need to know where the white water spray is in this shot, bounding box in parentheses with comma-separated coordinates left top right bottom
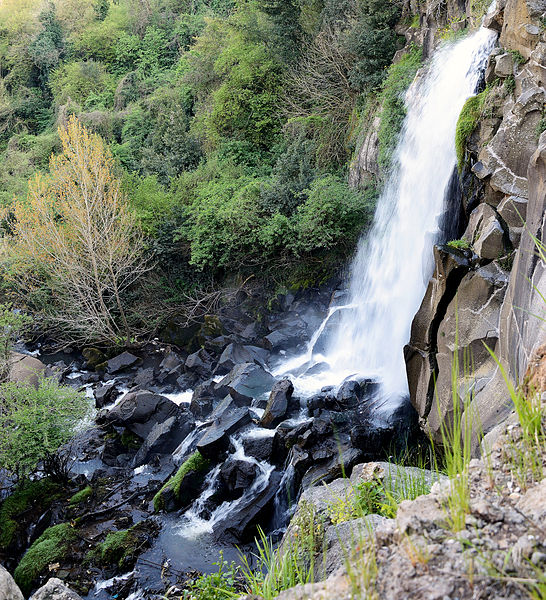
(276, 25, 497, 398)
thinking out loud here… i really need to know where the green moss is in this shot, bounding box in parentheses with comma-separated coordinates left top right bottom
(455, 89, 488, 172)
(153, 451, 210, 512)
(447, 238, 471, 250)
(14, 523, 77, 595)
(378, 45, 423, 172)
(69, 485, 92, 505)
(96, 528, 138, 566)
(0, 479, 62, 550)
(120, 429, 141, 449)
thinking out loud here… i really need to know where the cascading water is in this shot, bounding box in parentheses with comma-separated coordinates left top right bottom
(276, 24, 497, 399)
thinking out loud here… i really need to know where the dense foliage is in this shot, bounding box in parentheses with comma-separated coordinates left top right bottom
(0, 0, 409, 342)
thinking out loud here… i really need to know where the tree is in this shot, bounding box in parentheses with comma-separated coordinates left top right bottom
(8, 115, 149, 346)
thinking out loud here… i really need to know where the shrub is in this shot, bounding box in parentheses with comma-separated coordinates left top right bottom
(182, 553, 241, 600)
(14, 522, 77, 595)
(291, 175, 376, 255)
(50, 60, 116, 109)
(455, 89, 488, 171)
(447, 238, 471, 250)
(346, 0, 403, 93)
(0, 377, 88, 479)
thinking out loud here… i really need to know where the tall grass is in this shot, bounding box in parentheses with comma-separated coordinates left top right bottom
(436, 314, 476, 531)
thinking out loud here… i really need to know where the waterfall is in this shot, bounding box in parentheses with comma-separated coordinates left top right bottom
(276, 24, 497, 399)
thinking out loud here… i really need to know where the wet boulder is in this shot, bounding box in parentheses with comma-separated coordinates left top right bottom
(215, 343, 270, 375)
(242, 431, 279, 463)
(153, 451, 211, 512)
(263, 330, 301, 352)
(93, 382, 117, 408)
(159, 351, 185, 373)
(214, 470, 282, 542)
(132, 409, 196, 467)
(336, 379, 378, 408)
(214, 362, 275, 400)
(197, 408, 252, 459)
(260, 379, 294, 428)
(219, 459, 258, 500)
(190, 381, 216, 418)
(100, 391, 180, 439)
(185, 349, 215, 379)
(106, 351, 141, 374)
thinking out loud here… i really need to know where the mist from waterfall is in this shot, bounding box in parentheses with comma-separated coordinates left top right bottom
(275, 25, 497, 399)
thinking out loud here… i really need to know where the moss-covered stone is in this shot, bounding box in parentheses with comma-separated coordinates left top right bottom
(0, 479, 62, 550)
(455, 89, 488, 172)
(82, 347, 106, 369)
(69, 485, 92, 506)
(153, 451, 211, 512)
(92, 520, 158, 568)
(14, 523, 77, 595)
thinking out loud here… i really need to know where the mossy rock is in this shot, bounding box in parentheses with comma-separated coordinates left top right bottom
(92, 520, 158, 568)
(69, 485, 92, 506)
(0, 479, 62, 550)
(455, 89, 488, 172)
(82, 347, 107, 369)
(14, 522, 77, 595)
(153, 451, 211, 512)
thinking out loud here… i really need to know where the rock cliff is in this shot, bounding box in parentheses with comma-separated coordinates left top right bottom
(405, 0, 546, 444)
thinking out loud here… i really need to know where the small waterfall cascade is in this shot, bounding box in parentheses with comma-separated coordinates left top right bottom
(276, 24, 497, 399)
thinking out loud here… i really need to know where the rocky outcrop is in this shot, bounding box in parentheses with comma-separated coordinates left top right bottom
(268, 405, 546, 600)
(408, 0, 546, 444)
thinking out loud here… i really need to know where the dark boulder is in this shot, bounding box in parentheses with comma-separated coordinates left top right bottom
(106, 351, 141, 374)
(94, 383, 117, 409)
(153, 451, 211, 512)
(214, 363, 275, 400)
(263, 330, 301, 352)
(219, 459, 258, 500)
(185, 349, 215, 379)
(133, 410, 196, 467)
(215, 344, 254, 375)
(132, 367, 156, 389)
(100, 391, 180, 439)
(301, 445, 361, 489)
(159, 351, 185, 373)
(242, 431, 278, 463)
(336, 379, 378, 408)
(196, 408, 251, 459)
(260, 379, 294, 428)
(214, 470, 282, 542)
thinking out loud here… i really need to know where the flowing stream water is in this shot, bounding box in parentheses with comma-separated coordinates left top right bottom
(275, 24, 498, 400)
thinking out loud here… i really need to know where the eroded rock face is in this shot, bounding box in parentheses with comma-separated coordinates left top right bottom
(428, 263, 509, 439)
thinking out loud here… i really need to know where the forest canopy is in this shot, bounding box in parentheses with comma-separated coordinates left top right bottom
(0, 0, 407, 343)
